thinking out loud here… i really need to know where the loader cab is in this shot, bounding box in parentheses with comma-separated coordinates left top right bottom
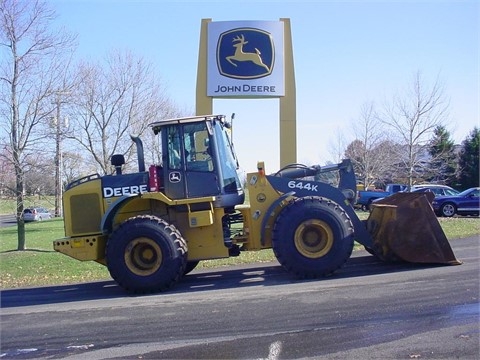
(151, 115, 244, 209)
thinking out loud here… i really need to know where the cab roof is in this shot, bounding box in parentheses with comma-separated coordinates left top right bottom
(149, 114, 225, 134)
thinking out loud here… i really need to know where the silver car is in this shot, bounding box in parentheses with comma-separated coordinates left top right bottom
(410, 184, 460, 197)
(23, 207, 52, 222)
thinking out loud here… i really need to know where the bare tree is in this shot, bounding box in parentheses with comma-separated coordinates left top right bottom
(67, 50, 178, 175)
(23, 154, 55, 196)
(0, 0, 76, 250)
(0, 147, 15, 196)
(327, 127, 348, 164)
(61, 150, 92, 186)
(380, 71, 449, 189)
(345, 101, 394, 189)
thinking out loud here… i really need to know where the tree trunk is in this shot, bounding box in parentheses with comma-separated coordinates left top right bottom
(15, 161, 26, 251)
(17, 220, 26, 251)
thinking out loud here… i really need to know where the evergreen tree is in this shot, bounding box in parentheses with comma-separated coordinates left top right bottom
(457, 127, 480, 189)
(427, 125, 457, 185)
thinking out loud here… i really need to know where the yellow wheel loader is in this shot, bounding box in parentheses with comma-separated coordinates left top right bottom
(54, 115, 461, 293)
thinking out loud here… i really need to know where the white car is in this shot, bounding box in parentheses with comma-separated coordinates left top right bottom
(23, 207, 52, 222)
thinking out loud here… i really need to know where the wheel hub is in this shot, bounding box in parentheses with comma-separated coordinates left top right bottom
(125, 237, 162, 276)
(294, 219, 334, 259)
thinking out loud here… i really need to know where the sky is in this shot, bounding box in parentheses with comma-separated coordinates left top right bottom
(51, 0, 479, 173)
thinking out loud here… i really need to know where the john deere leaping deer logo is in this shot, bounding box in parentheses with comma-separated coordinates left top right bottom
(217, 28, 274, 80)
(226, 34, 270, 72)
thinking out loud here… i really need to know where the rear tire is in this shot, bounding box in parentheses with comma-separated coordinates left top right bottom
(440, 202, 456, 217)
(106, 215, 187, 293)
(272, 197, 354, 278)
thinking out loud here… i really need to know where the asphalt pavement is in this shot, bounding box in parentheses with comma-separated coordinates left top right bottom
(1, 236, 478, 359)
(0, 214, 16, 227)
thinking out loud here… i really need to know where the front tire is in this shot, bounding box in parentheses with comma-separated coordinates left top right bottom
(272, 197, 354, 279)
(440, 202, 456, 217)
(106, 215, 187, 293)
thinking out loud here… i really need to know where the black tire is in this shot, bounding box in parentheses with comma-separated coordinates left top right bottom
(272, 196, 354, 279)
(184, 261, 200, 275)
(440, 202, 456, 217)
(106, 215, 187, 293)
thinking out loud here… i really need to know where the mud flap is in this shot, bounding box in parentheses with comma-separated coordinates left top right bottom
(366, 192, 462, 265)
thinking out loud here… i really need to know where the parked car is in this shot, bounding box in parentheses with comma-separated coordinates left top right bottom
(370, 184, 460, 212)
(23, 207, 52, 222)
(410, 184, 460, 197)
(431, 187, 480, 217)
(356, 183, 407, 211)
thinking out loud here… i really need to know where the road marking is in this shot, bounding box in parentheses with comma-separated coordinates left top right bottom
(267, 341, 282, 360)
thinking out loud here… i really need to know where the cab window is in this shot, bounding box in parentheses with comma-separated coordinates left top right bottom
(167, 127, 181, 170)
(183, 123, 214, 172)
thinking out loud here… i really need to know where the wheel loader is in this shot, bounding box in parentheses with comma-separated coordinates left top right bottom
(54, 114, 461, 293)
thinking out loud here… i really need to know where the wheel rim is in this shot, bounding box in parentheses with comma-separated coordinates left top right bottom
(294, 219, 334, 259)
(125, 237, 162, 276)
(443, 204, 455, 216)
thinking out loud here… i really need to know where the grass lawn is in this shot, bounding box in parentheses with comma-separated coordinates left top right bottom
(1, 213, 478, 290)
(0, 195, 56, 215)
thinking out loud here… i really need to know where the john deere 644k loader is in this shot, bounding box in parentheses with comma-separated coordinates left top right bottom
(54, 115, 460, 293)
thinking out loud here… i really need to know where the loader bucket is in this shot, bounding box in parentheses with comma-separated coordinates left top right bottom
(366, 192, 462, 265)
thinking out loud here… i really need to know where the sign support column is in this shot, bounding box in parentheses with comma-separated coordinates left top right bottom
(279, 18, 296, 167)
(196, 18, 213, 115)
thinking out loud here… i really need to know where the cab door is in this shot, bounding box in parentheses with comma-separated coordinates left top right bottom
(162, 122, 221, 200)
(183, 123, 220, 198)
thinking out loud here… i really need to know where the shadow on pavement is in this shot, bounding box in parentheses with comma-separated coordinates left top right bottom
(1, 251, 439, 309)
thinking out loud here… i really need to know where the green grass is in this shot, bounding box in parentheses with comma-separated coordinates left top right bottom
(0, 196, 55, 215)
(0, 219, 110, 288)
(1, 214, 479, 290)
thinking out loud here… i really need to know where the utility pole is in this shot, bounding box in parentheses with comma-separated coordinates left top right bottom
(54, 94, 62, 218)
(53, 91, 69, 218)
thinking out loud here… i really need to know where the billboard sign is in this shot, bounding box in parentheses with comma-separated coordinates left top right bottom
(207, 21, 284, 97)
